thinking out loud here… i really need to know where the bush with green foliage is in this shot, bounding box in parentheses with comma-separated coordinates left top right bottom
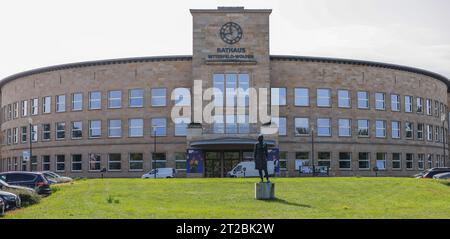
(5, 189, 40, 207)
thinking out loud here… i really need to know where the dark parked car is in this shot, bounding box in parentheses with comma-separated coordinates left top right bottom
(421, 168, 450, 179)
(0, 172, 52, 195)
(0, 179, 36, 194)
(0, 198, 5, 216)
(0, 190, 21, 211)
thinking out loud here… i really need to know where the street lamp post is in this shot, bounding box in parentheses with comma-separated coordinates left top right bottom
(311, 127, 315, 177)
(28, 117, 33, 172)
(153, 126, 157, 179)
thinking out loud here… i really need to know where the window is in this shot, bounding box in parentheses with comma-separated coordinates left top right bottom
(108, 154, 121, 171)
(316, 89, 331, 107)
(417, 154, 425, 170)
(30, 156, 37, 171)
(108, 119, 122, 138)
(153, 153, 167, 168)
(31, 98, 38, 115)
(7, 129, 11, 145)
(427, 154, 433, 169)
(272, 117, 287, 136)
(405, 122, 413, 139)
(417, 123, 424, 140)
(72, 93, 83, 111)
(357, 120, 369, 137)
(71, 121, 83, 139)
(175, 152, 187, 171)
(108, 90, 122, 109)
(42, 124, 51, 141)
(151, 88, 167, 107)
(12, 128, 18, 144)
(89, 91, 101, 110)
(392, 121, 401, 139)
(13, 102, 18, 118)
(213, 73, 249, 107)
(21, 126, 27, 143)
(89, 120, 102, 138)
(56, 155, 65, 172)
(174, 117, 190, 136)
(426, 125, 433, 141)
(406, 153, 414, 170)
(294, 88, 309, 106)
(129, 119, 144, 137)
(173, 88, 191, 106)
(296, 152, 310, 169)
(318, 152, 331, 169)
(375, 92, 385, 110)
(89, 154, 101, 171)
(129, 153, 143, 171)
(339, 152, 352, 169)
(358, 152, 370, 170)
(338, 90, 351, 108)
(376, 153, 386, 170)
(71, 154, 82, 172)
(129, 89, 144, 107)
(317, 118, 331, 136)
(434, 101, 439, 117)
(151, 118, 166, 136)
(271, 88, 287, 106)
(391, 94, 400, 112)
(405, 96, 413, 113)
(56, 122, 65, 140)
(392, 153, 401, 170)
(295, 118, 309, 136)
(42, 155, 50, 171)
(31, 125, 38, 142)
(43, 96, 51, 113)
(21, 100, 28, 117)
(279, 152, 288, 171)
(7, 104, 12, 120)
(357, 91, 369, 109)
(56, 95, 66, 112)
(338, 119, 351, 137)
(426, 99, 432, 115)
(416, 97, 423, 113)
(376, 120, 386, 138)
(435, 126, 440, 142)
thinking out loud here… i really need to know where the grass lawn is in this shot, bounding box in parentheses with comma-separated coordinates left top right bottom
(4, 177, 450, 219)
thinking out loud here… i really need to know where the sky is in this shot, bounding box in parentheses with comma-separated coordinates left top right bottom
(0, 0, 449, 80)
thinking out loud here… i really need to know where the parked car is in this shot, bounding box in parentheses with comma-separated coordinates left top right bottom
(41, 171, 73, 184)
(227, 161, 275, 178)
(0, 179, 36, 194)
(0, 198, 5, 216)
(420, 168, 450, 179)
(433, 172, 450, 179)
(142, 168, 176, 178)
(0, 190, 21, 211)
(0, 172, 52, 195)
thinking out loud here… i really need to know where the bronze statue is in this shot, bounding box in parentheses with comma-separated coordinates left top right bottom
(254, 134, 270, 183)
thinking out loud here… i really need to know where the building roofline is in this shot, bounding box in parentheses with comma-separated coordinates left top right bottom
(190, 7, 272, 14)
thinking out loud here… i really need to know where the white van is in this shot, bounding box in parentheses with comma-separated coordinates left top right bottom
(227, 161, 275, 178)
(142, 168, 176, 179)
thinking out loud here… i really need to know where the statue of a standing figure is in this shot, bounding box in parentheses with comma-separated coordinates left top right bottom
(254, 134, 270, 183)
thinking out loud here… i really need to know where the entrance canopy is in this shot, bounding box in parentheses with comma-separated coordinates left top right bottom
(189, 137, 276, 150)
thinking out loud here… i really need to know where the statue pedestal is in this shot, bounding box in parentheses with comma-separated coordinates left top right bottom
(255, 182, 275, 200)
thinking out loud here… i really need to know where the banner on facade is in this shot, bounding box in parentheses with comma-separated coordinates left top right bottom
(187, 149, 204, 174)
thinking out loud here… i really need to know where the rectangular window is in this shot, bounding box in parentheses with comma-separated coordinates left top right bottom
(376, 120, 386, 138)
(213, 74, 225, 107)
(21, 126, 27, 143)
(21, 100, 28, 117)
(56, 155, 65, 172)
(316, 89, 331, 107)
(358, 152, 370, 170)
(56, 95, 66, 112)
(338, 119, 351, 137)
(108, 153, 121, 171)
(237, 115, 250, 134)
(13, 102, 19, 118)
(271, 88, 287, 106)
(12, 128, 18, 144)
(7, 129, 11, 145)
(405, 122, 413, 139)
(427, 125, 433, 141)
(339, 152, 352, 169)
(434, 101, 439, 117)
(417, 123, 424, 140)
(417, 154, 425, 170)
(294, 88, 309, 106)
(279, 152, 288, 170)
(174, 117, 190, 136)
(405, 96, 413, 113)
(435, 126, 439, 142)
(7, 104, 12, 120)
(391, 94, 400, 112)
(108, 90, 122, 109)
(392, 121, 401, 139)
(212, 73, 249, 107)
(173, 88, 191, 106)
(89, 91, 101, 110)
(151, 118, 166, 136)
(108, 119, 122, 138)
(71, 154, 82, 172)
(406, 153, 414, 170)
(375, 92, 385, 110)
(317, 118, 331, 136)
(42, 155, 50, 171)
(153, 153, 167, 168)
(376, 153, 386, 170)
(416, 97, 423, 113)
(426, 99, 432, 115)
(272, 117, 287, 136)
(42, 124, 51, 141)
(31, 125, 38, 142)
(129, 89, 144, 107)
(338, 90, 351, 108)
(71, 121, 83, 139)
(357, 91, 369, 109)
(31, 98, 39, 115)
(151, 88, 167, 107)
(30, 156, 37, 171)
(89, 154, 101, 171)
(89, 120, 102, 138)
(175, 152, 187, 170)
(129, 118, 144, 137)
(318, 152, 331, 169)
(72, 93, 83, 111)
(43, 96, 51, 114)
(427, 154, 433, 169)
(295, 117, 310, 136)
(392, 153, 401, 170)
(357, 119, 369, 137)
(129, 153, 143, 171)
(56, 122, 65, 140)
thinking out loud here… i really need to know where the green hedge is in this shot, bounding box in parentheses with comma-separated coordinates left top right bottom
(5, 189, 41, 207)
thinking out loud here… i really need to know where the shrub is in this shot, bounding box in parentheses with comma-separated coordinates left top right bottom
(51, 186, 61, 194)
(5, 189, 41, 207)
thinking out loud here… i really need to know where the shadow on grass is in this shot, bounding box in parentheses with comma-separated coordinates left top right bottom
(262, 198, 312, 208)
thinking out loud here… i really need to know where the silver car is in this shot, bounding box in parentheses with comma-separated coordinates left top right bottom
(433, 172, 450, 179)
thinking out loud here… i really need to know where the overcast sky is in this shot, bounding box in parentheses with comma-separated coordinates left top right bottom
(1, 0, 449, 80)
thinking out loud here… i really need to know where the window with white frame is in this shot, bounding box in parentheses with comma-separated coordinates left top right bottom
(71, 121, 82, 139)
(392, 153, 401, 170)
(56, 155, 65, 172)
(129, 153, 143, 171)
(426, 99, 432, 115)
(358, 152, 370, 170)
(71, 154, 82, 172)
(417, 154, 425, 170)
(151, 118, 166, 136)
(318, 152, 331, 169)
(416, 97, 423, 113)
(43, 96, 51, 113)
(31, 98, 38, 115)
(56, 122, 65, 140)
(21, 100, 28, 117)
(271, 88, 287, 106)
(13, 102, 19, 118)
(391, 94, 400, 112)
(427, 125, 433, 141)
(279, 151, 288, 171)
(72, 93, 83, 111)
(357, 91, 369, 109)
(151, 88, 167, 107)
(338, 89, 351, 108)
(129, 89, 144, 107)
(375, 92, 385, 110)
(129, 118, 144, 137)
(108, 153, 121, 171)
(173, 88, 191, 106)
(427, 154, 433, 169)
(272, 117, 287, 136)
(295, 118, 310, 136)
(30, 156, 37, 171)
(31, 125, 38, 142)
(316, 89, 331, 107)
(213, 73, 250, 107)
(13, 127, 18, 144)
(153, 153, 166, 168)
(21, 126, 27, 143)
(392, 121, 401, 139)
(89, 120, 102, 138)
(338, 119, 351, 137)
(296, 152, 310, 169)
(6, 129, 11, 145)
(406, 153, 414, 170)
(108, 90, 122, 109)
(376, 153, 386, 170)
(339, 152, 352, 169)
(174, 152, 187, 171)
(42, 124, 51, 141)
(294, 88, 309, 106)
(435, 126, 440, 142)
(108, 119, 122, 138)
(89, 91, 101, 110)
(375, 120, 386, 138)
(357, 119, 369, 137)
(174, 117, 190, 136)
(56, 95, 66, 112)
(42, 155, 50, 171)
(89, 154, 101, 171)
(417, 123, 424, 140)
(405, 96, 413, 113)
(405, 122, 413, 139)
(317, 118, 331, 136)
(434, 101, 439, 117)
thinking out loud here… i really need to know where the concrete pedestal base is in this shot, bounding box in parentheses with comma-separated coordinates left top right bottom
(255, 182, 275, 200)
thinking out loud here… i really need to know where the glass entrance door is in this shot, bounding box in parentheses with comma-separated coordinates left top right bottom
(205, 152, 221, 177)
(223, 152, 240, 177)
